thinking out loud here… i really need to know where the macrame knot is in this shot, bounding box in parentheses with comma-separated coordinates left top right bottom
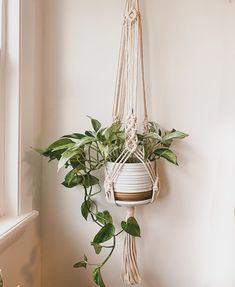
(125, 138, 138, 153)
(143, 117, 149, 133)
(125, 8, 139, 24)
(125, 114, 138, 153)
(104, 176, 114, 201)
(112, 115, 120, 123)
(153, 176, 160, 196)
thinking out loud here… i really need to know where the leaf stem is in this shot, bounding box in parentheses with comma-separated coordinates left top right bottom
(115, 229, 124, 237)
(100, 236, 116, 268)
(84, 187, 102, 228)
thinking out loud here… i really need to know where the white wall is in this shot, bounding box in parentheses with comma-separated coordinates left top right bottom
(41, 1, 235, 286)
(0, 1, 42, 286)
(0, 224, 41, 287)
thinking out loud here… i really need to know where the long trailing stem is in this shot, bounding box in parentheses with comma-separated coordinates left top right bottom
(39, 116, 188, 287)
(100, 236, 116, 268)
(115, 230, 124, 237)
(84, 186, 102, 228)
(89, 190, 102, 197)
(99, 228, 124, 268)
(83, 183, 124, 271)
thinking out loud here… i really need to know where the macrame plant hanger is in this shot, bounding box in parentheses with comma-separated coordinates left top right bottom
(104, 0, 160, 285)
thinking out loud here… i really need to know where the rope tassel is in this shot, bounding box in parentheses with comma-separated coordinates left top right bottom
(121, 207, 141, 285)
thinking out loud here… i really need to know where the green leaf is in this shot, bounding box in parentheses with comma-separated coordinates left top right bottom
(148, 121, 160, 133)
(83, 174, 99, 188)
(101, 210, 113, 224)
(77, 136, 97, 147)
(49, 151, 66, 162)
(35, 138, 74, 160)
(107, 122, 122, 133)
(85, 130, 96, 137)
(62, 133, 86, 139)
(92, 268, 106, 287)
(96, 212, 105, 225)
(73, 255, 88, 269)
(144, 132, 162, 141)
(96, 211, 113, 225)
(163, 130, 188, 142)
(48, 138, 73, 150)
(98, 143, 110, 159)
(155, 148, 178, 165)
(66, 170, 78, 185)
(96, 128, 106, 141)
(0, 273, 3, 287)
(34, 147, 48, 156)
(121, 217, 141, 237)
(62, 170, 83, 188)
(143, 142, 158, 160)
(52, 143, 75, 151)
(103, 122, 122, 141)
(137, 133, 144, 141)
(88, 117, 102, 132)
(64, 169, 76, 184)
(58, 149, 80, 171)
(63, 174, 99, 188)
(93, 223, 115, 244)
(73, 261, 87, 268)
(91, 243, 103, 254)
(81, 200, 92, 221)
(103, 146, 110, 159)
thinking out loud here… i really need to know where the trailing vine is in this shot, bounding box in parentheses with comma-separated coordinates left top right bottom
(36, 117, 188, 286)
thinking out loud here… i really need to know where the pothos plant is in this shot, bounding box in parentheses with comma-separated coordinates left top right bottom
(37, 117, 188, 287)
(0, 271, 20, 287)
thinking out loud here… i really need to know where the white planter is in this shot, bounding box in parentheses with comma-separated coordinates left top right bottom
(105, 161, 155, 206)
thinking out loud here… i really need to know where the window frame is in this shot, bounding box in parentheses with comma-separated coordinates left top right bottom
(0, 0, 39, 251)
(0, 0, 21, 217)
(0, 0, 6, 217)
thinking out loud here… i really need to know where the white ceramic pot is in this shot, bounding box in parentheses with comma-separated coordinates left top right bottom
(105, 161, 155, 206)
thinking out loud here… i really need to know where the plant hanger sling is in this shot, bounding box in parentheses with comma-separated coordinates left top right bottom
(104, 0, 160, 284)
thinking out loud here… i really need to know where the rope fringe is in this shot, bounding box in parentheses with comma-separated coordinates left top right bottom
(121, 207, 141, 285)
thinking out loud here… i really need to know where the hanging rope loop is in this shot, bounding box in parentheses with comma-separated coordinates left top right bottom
(112, 0, 147, 123)
(107, 0, 160, 210)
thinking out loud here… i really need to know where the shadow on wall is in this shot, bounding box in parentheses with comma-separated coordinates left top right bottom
(21, 246, 39, 286)
(23, 149, 42, 211)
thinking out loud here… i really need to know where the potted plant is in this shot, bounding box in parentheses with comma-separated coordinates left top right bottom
(0, 270, 21, 287)
(37, 117, 188, 286)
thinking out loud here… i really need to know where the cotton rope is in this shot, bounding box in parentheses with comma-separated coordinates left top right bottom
(106, 0, 159, 209)
(104, 0, 160, 284)
(121, 207, 141, 285)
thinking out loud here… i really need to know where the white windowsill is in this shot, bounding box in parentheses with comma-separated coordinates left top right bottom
(0, 210, 39, 254)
